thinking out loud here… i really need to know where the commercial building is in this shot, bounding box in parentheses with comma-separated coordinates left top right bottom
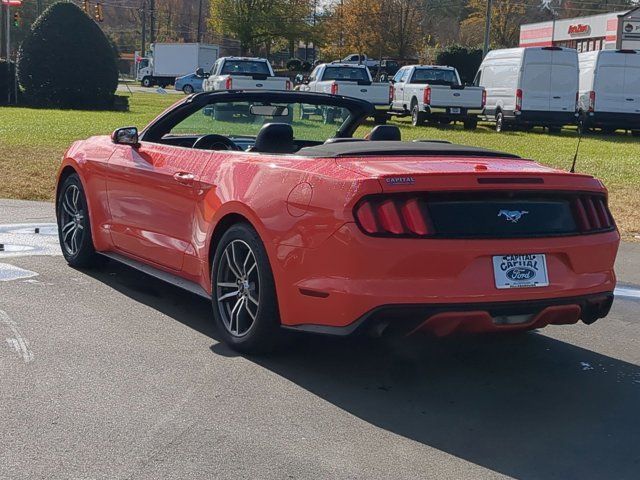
(520, 7, 640, 52)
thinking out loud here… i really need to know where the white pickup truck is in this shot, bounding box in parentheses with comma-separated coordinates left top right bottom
(202, 57, 292, 121)
(202, 57, 291, 92)
(300, 63, 391, 123)
(340, 54, 379, 69)
(389, 65, 485, 129)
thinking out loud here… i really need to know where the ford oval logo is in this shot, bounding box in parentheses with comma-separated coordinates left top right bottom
(453, 93, 460, 97)
(505, 267, 536, 281)
(256, 83, 263, 87)
(360, 89, 367, 92)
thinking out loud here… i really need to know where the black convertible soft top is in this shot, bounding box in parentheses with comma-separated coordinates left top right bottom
(297, 141, 521, 159)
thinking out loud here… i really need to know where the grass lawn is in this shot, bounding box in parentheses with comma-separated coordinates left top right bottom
(0, 92, 638, 239)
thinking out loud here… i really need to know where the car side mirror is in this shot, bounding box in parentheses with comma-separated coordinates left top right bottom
(112, 127, 139, 146)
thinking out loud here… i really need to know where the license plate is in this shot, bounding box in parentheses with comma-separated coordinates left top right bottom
(450, 107, 461, 114)
(493, 254, 549, 289)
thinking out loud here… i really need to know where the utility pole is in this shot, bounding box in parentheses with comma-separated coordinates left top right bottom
(141, 0, 146, 55)
(482, 0, 493, 58)
(197, 0, 204, 42)
(149, 0, 155, 45)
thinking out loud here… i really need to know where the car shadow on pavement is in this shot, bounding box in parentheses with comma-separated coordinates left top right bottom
(89, 261, 640, 480)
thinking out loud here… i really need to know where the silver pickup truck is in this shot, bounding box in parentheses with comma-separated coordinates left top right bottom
(300, 63, 391, 124)
(389, 65, 485, 129)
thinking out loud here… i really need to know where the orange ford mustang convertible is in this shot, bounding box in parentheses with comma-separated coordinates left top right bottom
(56, 91, 619, 352)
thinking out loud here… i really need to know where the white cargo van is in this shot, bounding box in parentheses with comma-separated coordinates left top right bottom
(475, 47, 579, 132)
(578, 49, 640, 135)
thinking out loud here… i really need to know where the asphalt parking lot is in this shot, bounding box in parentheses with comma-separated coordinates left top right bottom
(1, 199, 639, 480)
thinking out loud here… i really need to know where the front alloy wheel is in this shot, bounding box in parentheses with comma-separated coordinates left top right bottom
(57, 174, 98, 267)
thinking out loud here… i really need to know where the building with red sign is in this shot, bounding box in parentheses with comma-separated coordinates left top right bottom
(520, 7, 640, 52)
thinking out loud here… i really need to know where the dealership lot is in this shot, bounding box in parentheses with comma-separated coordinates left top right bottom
(0, 199, 639, 480)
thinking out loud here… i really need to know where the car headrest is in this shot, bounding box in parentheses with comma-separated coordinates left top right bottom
(369, 125, 401, 141)
(253, 123, 294, 154)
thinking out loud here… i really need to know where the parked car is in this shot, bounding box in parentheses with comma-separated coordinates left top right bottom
(340, 53, 379, 69)
(476, 47, 579, 132)
(137, 43, 219, 88)
(578, 49, 640, 135)
(202, 57, 291, 92)
(389, 65, 485, 129)
(202, 57, 292, 121)
(299, 63, 391, 123)
(55, 90, 618, 354)
(174, 69, 208, 94)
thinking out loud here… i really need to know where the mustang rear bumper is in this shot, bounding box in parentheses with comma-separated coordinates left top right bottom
(283, 292, 614, 337)
(273, 223, 619, 336)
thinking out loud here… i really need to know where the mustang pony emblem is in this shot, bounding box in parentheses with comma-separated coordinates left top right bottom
(498, 210, 529, 223)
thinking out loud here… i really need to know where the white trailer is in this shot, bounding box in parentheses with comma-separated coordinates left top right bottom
(137, 43, 220, 88)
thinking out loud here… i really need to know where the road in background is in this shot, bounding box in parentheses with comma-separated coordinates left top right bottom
(0, 199, 639, 480)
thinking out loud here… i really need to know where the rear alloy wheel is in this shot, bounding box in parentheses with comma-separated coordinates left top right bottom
(411, 104, 426, 126)
(495, 112, 505, 132)
(211, 224, 282, 353)
(57, 174, 98, 268)
(182, 84, 194, 94)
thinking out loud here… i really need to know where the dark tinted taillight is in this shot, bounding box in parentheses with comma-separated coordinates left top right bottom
(572, 195, 615, 233)
(354, 197, 433, 237)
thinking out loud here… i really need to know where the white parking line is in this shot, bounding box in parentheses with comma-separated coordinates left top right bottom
(1, 309, 33, 363)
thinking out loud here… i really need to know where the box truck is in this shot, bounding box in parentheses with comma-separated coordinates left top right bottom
(137, 43, 219, 88)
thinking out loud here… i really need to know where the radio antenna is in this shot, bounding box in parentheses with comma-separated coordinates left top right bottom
(570, 125, 583, 173)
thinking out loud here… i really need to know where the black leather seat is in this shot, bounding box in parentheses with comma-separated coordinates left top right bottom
(252, 123, 295, 153)
(369, 125, 401, 141)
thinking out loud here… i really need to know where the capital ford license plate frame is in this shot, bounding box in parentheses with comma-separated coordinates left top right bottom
(493, 254, 549, 289)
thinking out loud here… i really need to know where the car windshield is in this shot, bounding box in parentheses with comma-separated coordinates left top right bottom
(411, 68, 458, 85)
(164, 98, 361, 151)
(221, 60, 271, 76)
(323, 67, 369, 82)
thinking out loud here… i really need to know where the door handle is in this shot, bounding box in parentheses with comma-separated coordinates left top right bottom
(173, 172, 195, 185)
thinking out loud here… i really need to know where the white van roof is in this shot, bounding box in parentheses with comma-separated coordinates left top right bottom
(484, 46, 576, 61)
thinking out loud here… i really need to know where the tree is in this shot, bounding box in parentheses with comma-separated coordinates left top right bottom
(460, 0, 526, 48)
(209, 0, 280, 55)
(17, 2, 118, 109)
(386, 0, 423, 60)
(436, 45, 482, 83)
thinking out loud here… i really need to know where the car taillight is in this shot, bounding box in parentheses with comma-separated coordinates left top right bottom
(354, 197, 433, 237)
(515, 89, 522, 111)
(588, 90, 596, 112)
(481, 89, 487, 108)
(389, 84, 394, 103)
(225, 77, 233, 90)
(572, 195, 615, 233)
(423, 86, 431, 105)
(286, 80, 292, 90)
(331, 82, 339, 95)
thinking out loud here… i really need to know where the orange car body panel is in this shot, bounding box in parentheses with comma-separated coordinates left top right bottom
(57, 135, 619, 331)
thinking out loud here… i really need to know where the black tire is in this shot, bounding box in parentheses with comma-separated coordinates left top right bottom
(495, 111, 505, 132)
(548, 126, 562, 134)
(632, 130, 640, 137)
(211, 223, 282, 354)
(214, 107, 233, 122)
(56, 174, 99, 268)
(463, 117, 478, 130)
(141, 77, 153, 88)
(183, 84, 194, 94)
(602, 127, 616, 135)
(322, 107, 335, 125)
(299, 107, 310, 120)
(411, 103, 426, 126)
(374, 113, 387, 125)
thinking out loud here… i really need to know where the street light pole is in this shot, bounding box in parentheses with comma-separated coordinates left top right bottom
(482, 0, 493, 58)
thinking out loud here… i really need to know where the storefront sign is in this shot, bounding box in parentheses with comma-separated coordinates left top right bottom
(568, 24, 591, 35)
